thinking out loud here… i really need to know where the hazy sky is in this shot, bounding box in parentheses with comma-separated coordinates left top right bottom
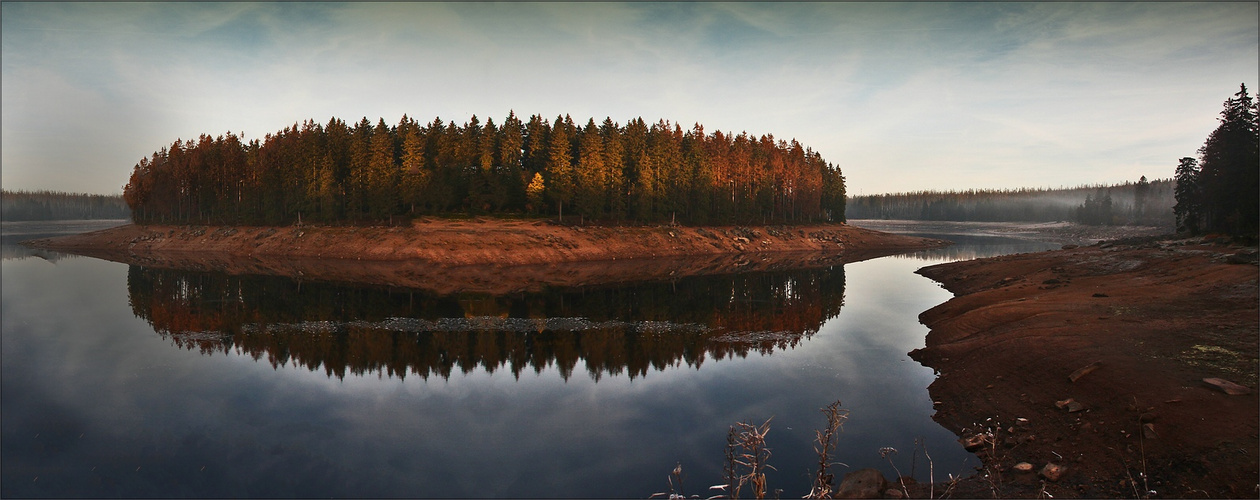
(2, 2, 1256, 195)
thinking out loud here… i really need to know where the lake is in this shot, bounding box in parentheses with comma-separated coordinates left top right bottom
(1, 219, 1063, 498)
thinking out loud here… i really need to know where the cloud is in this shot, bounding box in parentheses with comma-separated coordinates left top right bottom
(1, 2, 1255, 194)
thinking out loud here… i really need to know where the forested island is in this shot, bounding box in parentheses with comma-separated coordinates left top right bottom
(123, 113, 846, 226)
(1, 190, 129, 221)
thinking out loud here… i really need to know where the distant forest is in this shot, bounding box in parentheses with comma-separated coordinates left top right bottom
(846, 180, 1176, 227)
(1175, 84, 1259, 237)
(123, 113, 846, 226)
(1, 190, 130, 221)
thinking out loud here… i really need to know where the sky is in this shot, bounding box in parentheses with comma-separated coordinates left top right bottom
(2, 2, 1256, 196)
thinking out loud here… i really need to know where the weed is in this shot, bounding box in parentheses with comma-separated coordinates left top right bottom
(650, 462, 698, 500)
(806, 400, 849, 499)
(726, 417, 775, 499)
(879, 446, 912, 498)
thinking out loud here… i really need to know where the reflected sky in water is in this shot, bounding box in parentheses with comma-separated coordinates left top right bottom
(2, 222, 1064, 497)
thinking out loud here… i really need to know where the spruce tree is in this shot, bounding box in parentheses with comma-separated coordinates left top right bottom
(1195, 84, 1259, 235)
(1174, 157, 1202, 233)
(575, 119, 607, 221)
(544, 115, 575, 220)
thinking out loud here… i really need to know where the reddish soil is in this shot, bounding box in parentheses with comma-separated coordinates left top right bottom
(23, 218, 946, 294)
(907, 237, 1259, 498)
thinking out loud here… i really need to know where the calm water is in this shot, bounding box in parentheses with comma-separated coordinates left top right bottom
(2, 220, 1061, 498)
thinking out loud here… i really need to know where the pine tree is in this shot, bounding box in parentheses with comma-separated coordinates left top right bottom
(367, 118, 398, 219)
(1174, 156, 1202, 233)
(1195, 84, 1259, 235)
(575, 119, 607, 221)
(1133, 175, 1150, 221)
(399, 116, 429, 214)
(497, 111, 525, 210)
(545, 115, 575, 220)
(600, 118, 627, 220)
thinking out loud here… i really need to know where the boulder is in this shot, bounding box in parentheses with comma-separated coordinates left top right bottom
(834, 468, 889, 499)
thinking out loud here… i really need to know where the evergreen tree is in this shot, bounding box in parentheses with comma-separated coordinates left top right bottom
(399, 116, 429, 214)
(1133, 175, 1150, 221)
(367, 118, 398, 219)
(1174, 157, 1202, 233)
(1195, 84, 1259, 235)
(497, 111, 526, 210)
(545, 115, 576, 220)
(526, 172, 546, 214)
(600, 118, 627, 220)
(575, 119, 607, 221)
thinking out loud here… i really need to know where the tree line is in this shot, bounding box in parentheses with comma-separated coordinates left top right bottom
(846, 181, 1175, 227)
(1, 190, 130, 221)
(1174, 84, 1259, 238)
(123, 113, 847, 226)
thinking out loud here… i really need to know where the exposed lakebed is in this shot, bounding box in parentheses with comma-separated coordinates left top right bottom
(2, 220, 1063, 498)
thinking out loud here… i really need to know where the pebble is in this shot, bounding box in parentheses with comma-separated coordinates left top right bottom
(1039, 463, 1067, 482)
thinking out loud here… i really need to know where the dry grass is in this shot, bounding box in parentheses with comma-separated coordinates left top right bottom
(806, 401, 849, 499)
(725, 417, 775, 499)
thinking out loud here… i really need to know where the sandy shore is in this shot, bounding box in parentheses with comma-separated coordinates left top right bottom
(907, 236, 1258, 498)
(22, 219, 947, 293)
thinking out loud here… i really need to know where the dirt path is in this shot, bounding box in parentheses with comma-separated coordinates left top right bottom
(909, 237, 1258, 498)
(22, 219, 947, 293)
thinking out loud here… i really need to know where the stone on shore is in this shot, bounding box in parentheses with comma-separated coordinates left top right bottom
(834, 468, 889, 499)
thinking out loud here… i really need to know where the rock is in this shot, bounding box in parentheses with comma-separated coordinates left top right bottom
(1039, 463, 1067, 482)
(1203, 377, 1251, 395)
(883, 488, 905, 499)
(833, 468, 888, 499)
(1062, 244, 1079, 250)
(1055, 398, 1085, 412)
(1043, 278, 1063, 284)
(1014, 462, 1034, 472)
(959, 434, 988, 451)
(1225, 253, 1257, 264)
(1068, 361, 1103, 382)
(1092, 292, 1110, 297)
(1138, 412, 1158, 423)
(1142, 423, 1158, 439)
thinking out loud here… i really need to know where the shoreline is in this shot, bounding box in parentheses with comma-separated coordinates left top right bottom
(907, 236, 1258, 498)
(21, 219, 948, 293)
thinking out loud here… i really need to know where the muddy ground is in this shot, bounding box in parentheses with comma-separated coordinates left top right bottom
(22, 218, 947, 294)
(904, 236, 1258, 499)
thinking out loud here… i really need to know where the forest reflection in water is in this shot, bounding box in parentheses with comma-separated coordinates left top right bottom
(127, 264, 845, 381)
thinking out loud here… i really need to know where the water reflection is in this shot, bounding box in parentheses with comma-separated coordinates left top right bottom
(127, 265, 846, 381)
